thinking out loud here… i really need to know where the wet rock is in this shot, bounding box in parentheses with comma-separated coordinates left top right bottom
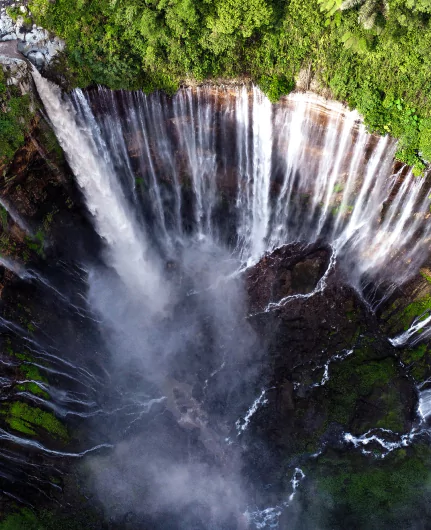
(0, 8, 64, 70)
(0, 46, 29, 91)
(1, 31, 15, 40)
(241, 242, 418, 508)
(0, 9, 14, 37)
(246, 242, 331, 313)
(26, 49, 44, 66)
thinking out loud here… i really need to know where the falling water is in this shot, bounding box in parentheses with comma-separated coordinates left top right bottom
(390, 313, 431, 347)
(418, 388, 431, 421)
(235, 389, 268, 434)
(30, 79, 431, 299)
(17, 74, 431, 526)
(31, 69, 168, 313)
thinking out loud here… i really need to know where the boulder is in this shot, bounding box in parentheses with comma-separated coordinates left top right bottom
(0, 8, 64, 69)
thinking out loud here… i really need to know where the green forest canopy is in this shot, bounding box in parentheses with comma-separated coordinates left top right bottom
(25, 0, 431, 172)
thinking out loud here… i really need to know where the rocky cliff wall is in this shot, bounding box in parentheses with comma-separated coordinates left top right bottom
(0, 5, 64, 71)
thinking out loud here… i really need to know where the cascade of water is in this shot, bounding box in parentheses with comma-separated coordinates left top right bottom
(389, 313, 431, 347)
(92, 87, 139, 207)
(343, 426, 431, 458)
(137, 91, 183, 236)
(418, 388, 431, 421)
(173, 87, 218, 235)
(249, 86, 273, 261)
(307, 109, 343, 233)
(0, 427, 112, 457)
(128, 90, 171, 241)
(316, 111, 356, 237)
(269, 95, 312, 247)
(244, 467, 305, 529)
(0, 255, 29, 279)
(31, 69, 168, 313)
(0, 197, 33, 235)
(263, 247, 337, 312)
(235, 389, 268, 435)
(6, 73, 431, 522)
(31, 73, 431, 304)
(236, 85, 253, 257)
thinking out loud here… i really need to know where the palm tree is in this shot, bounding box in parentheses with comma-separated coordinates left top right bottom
(340, 0, 388, 29)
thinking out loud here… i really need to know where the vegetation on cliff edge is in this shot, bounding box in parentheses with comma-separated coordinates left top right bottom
(27, 0, 431, 172)
(0, 69, 33, 168)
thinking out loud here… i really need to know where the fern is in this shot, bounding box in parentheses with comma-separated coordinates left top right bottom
(340, 0, 388, 28)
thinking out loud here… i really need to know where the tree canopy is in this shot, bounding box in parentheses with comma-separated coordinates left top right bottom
(25, 0, 431, 172)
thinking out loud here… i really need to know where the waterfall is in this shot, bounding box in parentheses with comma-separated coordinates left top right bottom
(418, 388, 431, 421)
(29, 69, 431, 333)
(15, 72, 431, 529)
(32, 81, 430, 298)
(31, 69, 168, 312)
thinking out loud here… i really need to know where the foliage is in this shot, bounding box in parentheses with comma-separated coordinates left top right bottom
(17, 364, 50, 399)
(0, 508, 101, 530)
(0, 509, 40, 530)
(396, 294, 431, 330)
(27, 0, 431, 171)
(0, 206, 8, 232)
(6, 7, 21, 21)
(321, 337, 405, 432)
(340, 0, 389, 29)
(0, 69, 33, 168)
(258, 74, 295, 103)
(25, 229, 45, 257)
(419, 117, 431, 162)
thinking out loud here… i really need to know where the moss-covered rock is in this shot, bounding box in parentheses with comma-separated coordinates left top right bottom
(17, 363, 49, 399)
(297, 444, 431, 530)
(0, 65, 34, 171)
(0, 506, 102, 530)
(380, 269, 431, 335)
(0, 402, 68, 441)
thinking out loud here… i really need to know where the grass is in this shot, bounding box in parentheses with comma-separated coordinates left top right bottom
(0, 508, 101, 530)
(393, 295, 431, 331)
(420, 270, 431, 284)
(0, 69, 34, 169)
(25, 230, 45, 258)
(16, 382, 49, 399)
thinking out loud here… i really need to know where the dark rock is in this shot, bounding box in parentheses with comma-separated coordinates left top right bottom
(246, 242, 330, 312)
(240, 242, 419, 509)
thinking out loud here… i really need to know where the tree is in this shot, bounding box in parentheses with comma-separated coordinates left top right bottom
(203, 0, 272, 53)
(340, 0, 388, 29)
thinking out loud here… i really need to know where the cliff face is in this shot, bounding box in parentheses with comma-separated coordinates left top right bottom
(0, 81, 106, 523)
(1, 76, 431, 527)
(0, 8, 100, 271)
(0, 6, 66, 172)
(2, 81, 429, 414)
